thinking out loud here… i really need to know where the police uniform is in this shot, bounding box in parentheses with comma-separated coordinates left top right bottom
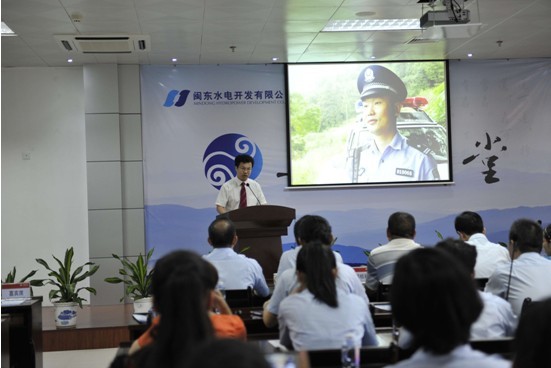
(355, 65, 440, 182)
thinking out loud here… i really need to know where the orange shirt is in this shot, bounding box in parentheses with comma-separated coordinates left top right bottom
(136, 314, 246, 348)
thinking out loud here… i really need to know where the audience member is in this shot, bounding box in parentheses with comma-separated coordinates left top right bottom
(128, 258, 246, 355)
(454, 211, 510, 278)
(263, 216, 368, 328)
(187, 339, 271, 368)
(485, 218, 551, 316)
(513, 297, 551, 368)
(435, 238, 516, 339)
(278, 243, 378, 350)
(120, 250, 215, 368)
(203, 218, 269, 297)
(542, 223, 551, 260)
(386, 248, 510, 367)
(276, 215, 343, 276)
(365, 212, 422, 291)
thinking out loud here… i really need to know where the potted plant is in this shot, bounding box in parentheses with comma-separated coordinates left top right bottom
(32, 247, 100, 328)
(105, 248, 154, 313)
(2, 267, 38, 284)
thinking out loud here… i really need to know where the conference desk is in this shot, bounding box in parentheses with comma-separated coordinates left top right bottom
(1, 297, 43, 368)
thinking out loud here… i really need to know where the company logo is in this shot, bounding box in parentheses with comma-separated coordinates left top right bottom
(164, 88, 284, 108)
(203, 134, 263, 190)
(163, 89, 191, 107)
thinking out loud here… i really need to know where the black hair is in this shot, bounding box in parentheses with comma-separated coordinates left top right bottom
(509, 218, 543, 253)
(297, 215, 332, 245)
(454, 211, 484, 236)
(296, 241, 338, 308)
(235, 154, 254, 167)
(136, 250, 214, 368)
(293, 215, 310, 243)
(208, 218, 236, 247)
(391, 248, 483, 355)
(187, 339, 271, 368)
(513, 297, 551, 368)
(435, 238, 477, 275)
(387, 212, 416, 239)
(543, 223, 551, 243)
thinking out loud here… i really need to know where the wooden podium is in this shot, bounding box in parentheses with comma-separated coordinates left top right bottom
(218, 205, 296, 282)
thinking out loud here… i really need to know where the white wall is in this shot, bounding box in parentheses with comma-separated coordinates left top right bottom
(1, 67, 90, 306)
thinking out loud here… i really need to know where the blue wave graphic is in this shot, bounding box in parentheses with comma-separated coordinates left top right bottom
(202, 134, 263, 189)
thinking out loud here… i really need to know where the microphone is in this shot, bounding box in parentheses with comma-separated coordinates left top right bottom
(245, 183, 261, 205)
(276, 172, 288, 177)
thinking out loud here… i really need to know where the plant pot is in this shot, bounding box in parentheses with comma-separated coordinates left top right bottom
(54, 302, 78, 328)
(133, 297, 153, 314)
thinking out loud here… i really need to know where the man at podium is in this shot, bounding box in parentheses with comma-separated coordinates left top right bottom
(216, 154, 267, 214)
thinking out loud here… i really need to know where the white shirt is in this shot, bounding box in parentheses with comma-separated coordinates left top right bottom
(366, 238, 422, 290)
(466, 233, 511, 278)
(215, 176, 267, 212)
(385, 344, 511, 368)
(276, 245, 344, 276)
(357, 132, 438, 183)
(471, 291, 517, 339)
(203, 247, 270, 297)
(278, 289, 378, 351)
(485, 252, 551, 316)
(268, 262, 369, 316)
(399, 291, 517, 349)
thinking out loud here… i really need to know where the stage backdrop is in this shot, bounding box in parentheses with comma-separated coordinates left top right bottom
(142, 60, 551, 264)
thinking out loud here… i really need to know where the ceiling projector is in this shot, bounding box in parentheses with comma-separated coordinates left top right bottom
(420, 0, 471, 27)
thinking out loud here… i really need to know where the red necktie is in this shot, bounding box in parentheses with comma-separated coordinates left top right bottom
(239, 182, 247, 208)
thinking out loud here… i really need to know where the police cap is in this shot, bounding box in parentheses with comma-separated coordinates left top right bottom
(357, 65, 407, 102)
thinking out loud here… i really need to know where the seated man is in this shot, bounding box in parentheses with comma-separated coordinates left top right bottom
(455, 211, 510, 278)
(485, 218, 551, 316)
(263, 215, 368, 329)
(276, 215, 343, 276)
(203, 218, 270, 297)
(365, 212, 422, 291)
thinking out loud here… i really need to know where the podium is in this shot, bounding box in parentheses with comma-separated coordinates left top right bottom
(218, 205, 296, 282)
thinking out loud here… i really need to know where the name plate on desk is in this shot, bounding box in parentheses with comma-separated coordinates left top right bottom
(353, 266, 367, 284)
(1, 282, 32, 299)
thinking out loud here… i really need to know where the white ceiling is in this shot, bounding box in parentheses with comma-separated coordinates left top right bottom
(2, 0, 551, 67)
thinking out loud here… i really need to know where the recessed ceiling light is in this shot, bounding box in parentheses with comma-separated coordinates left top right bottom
(1, 22, 16, 36)
(67, 58, 73, 63)
(272, 57, 279, 62)
(171, 58, 177, 63)
(323, 19, 421, 32)
(467, 53, 473, 58)
(370, 56, 377, 59)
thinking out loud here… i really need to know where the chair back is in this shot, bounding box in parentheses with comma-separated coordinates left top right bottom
(224, 288, 254, 308)
(307, 346, 395, 368)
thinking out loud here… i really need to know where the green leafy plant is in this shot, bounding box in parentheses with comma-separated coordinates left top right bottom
(105, 248, 154, 301)
(435, 230, 444, 240)
(2, 267, 38, 284)
(33, 247, 100, 308)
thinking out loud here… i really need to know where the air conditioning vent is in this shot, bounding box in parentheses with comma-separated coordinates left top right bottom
(54, 35, 150, 53)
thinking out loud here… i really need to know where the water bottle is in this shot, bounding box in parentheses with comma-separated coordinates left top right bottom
(341, 333, 359, 368)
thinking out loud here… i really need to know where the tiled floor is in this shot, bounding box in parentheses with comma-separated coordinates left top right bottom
(44, 348, 118, 368)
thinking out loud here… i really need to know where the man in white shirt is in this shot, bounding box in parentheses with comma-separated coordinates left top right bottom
(276, 215, 343, 276)
(365, 212, 422, 292)
(216, 154, 267, 214)
(203, 218, 270, 297)
(485, 218, 551, 316)
(454, 211, 510, 278)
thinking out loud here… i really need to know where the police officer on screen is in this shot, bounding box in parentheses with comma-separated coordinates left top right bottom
(353, 65, 439, 183)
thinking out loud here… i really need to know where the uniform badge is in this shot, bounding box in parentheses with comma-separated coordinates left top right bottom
(364, 68, 375, 83)
(395, 168, 414, 177)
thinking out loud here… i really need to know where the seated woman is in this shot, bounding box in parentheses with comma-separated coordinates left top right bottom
(277, 241, 378, 351)
(386, 248, 510, 368)
(128, 255, 246, 355)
